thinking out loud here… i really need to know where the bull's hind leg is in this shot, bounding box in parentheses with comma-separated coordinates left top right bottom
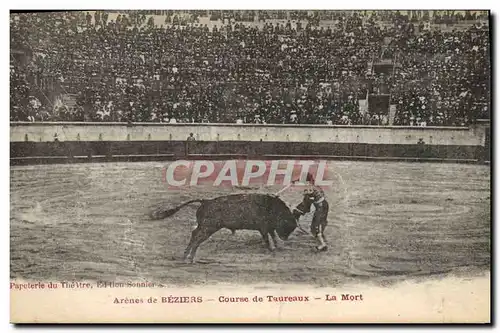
(183, 227, 200, 261)
(183, 226, 219, 263)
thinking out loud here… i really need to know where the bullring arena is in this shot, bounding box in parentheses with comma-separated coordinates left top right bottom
(10, 122, 491, 287)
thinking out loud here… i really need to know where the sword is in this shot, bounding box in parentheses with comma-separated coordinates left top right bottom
(273, 180, 301, 197)
(274, 183, 293, 196)
(273, 181, 310, 235)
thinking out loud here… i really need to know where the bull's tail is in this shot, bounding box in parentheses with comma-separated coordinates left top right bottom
(150, 199, 203, 220)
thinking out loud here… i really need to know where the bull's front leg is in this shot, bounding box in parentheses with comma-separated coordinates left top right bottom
(259, 230, 276, 252)
(269, 229, 280, 249)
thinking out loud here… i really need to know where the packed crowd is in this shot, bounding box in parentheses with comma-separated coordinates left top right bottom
(10, 10, 490, 126)
(388, 22, 490, 126)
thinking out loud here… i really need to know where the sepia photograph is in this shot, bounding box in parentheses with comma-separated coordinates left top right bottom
(9, 8, 491, 323)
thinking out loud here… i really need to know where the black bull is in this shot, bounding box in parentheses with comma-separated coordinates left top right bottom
(150, 193, 305, 263)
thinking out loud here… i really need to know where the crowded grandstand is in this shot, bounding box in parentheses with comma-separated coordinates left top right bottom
(10, 10, 490, 126)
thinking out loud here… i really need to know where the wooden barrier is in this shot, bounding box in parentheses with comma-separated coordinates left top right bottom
(10, 122, 489, 165)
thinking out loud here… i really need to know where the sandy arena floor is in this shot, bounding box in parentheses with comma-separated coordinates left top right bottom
(10, 160, 490, 287)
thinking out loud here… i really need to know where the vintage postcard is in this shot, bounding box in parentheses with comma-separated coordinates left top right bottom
(10, 9, 491, 323)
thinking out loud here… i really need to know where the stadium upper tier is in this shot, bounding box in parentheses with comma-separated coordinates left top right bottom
(10, 10, 490, 126)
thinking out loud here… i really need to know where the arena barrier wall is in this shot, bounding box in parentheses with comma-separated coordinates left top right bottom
(10, 122, 490, 165)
